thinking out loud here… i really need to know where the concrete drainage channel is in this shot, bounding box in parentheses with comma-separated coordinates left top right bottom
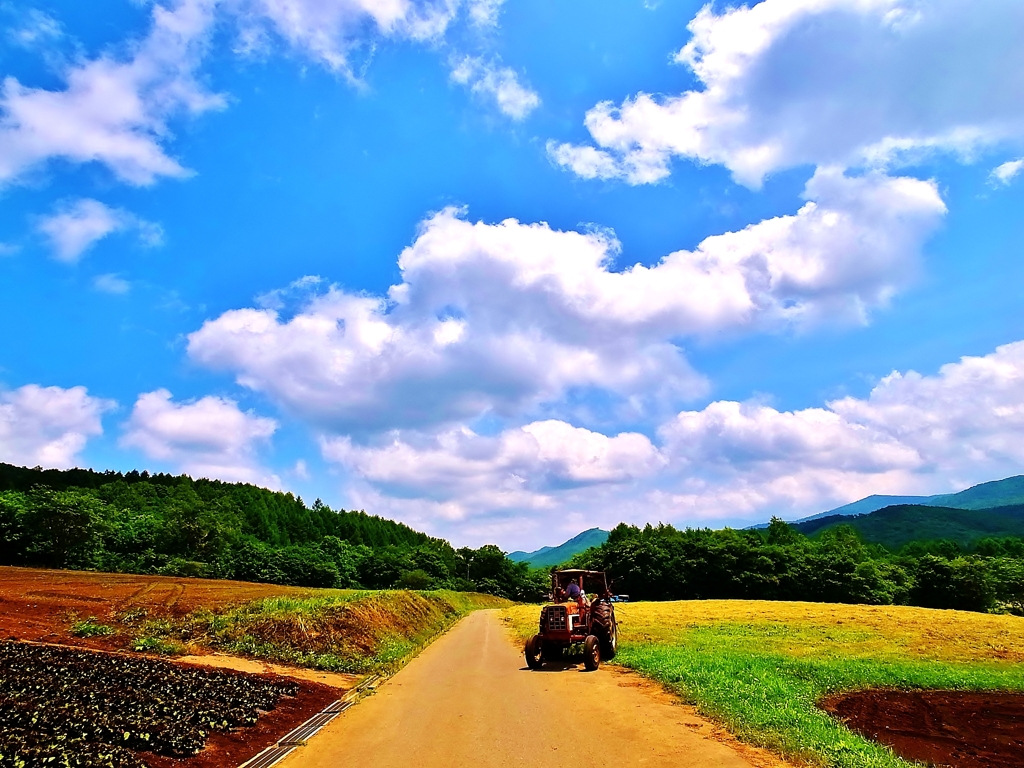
(238, 674, 381, 768)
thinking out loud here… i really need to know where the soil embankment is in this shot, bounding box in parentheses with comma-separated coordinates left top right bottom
(278, 609, 782, 768)
(822, 689, 1024, 767)
(0, 565, 309, 650)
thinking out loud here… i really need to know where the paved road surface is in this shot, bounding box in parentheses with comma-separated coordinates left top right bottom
(280, 610, 762, 768)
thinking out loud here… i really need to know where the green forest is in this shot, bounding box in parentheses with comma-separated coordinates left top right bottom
(571, 519, 1024, 614)
(791, 503, 1024, 550)
(0, 463, 546, 601)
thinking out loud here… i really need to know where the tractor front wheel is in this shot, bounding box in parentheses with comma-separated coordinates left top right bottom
(525, 634, 543, 670)
(583, 635, 601, 671)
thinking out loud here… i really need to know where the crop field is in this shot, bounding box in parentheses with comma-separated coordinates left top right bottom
(0, 567, 507, 675)
(0, 566, 313, 651)
(504, 600, 1024, 767)
(0, 641, 299, 768)
(0, 568, 510, 766)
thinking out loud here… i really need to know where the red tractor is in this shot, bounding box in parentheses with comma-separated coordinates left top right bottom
(524, 569, 618, 671)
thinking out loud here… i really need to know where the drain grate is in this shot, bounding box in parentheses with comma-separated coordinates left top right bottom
(238, 745, 295, 768)
(236, 675, 379, 767)
(323, 699, 353, 714)
(278, 712, 340, 745)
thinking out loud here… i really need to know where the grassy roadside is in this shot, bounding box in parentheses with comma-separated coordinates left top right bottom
(503, 600, 1024, 767)
(124, 589, 510, 674)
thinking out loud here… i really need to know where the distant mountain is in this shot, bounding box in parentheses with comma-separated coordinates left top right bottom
(787, 475, 1024, 525)
(791, 503, 1024, 551)
(795, 494, 932, 523)
(927, 476, 1024, 510)
(509, 528, 609, 569)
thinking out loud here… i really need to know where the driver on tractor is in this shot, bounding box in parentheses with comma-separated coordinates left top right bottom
(566, 579, 589, 618)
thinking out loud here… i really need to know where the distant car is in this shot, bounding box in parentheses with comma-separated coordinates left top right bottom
(610, 594, 629, 603)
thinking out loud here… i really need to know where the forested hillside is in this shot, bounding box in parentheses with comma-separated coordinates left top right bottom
(793, 504, 1024, 550)
(0, 463, 545, 600)
(508, 528, 609, 568)
(572, 520, 1024, 614)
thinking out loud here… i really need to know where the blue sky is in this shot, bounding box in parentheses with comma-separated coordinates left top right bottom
(2, 0, 1024, 550)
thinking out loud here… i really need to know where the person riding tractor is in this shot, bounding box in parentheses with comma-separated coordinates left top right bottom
(524, 569, 618, 671)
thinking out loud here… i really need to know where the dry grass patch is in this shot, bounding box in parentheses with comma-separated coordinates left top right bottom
(503, 600, 1024, 767)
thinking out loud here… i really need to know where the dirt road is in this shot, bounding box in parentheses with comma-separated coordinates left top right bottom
(280, 610, 769, 768)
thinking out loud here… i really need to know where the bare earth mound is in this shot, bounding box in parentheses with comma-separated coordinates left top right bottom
(821, 689, 1024, 767)
(0, 565, 310, 650)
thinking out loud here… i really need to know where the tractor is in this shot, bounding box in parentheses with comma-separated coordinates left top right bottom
(524, 569, 618, 671)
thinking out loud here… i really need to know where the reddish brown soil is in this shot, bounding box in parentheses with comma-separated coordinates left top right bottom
(0, 566, 311, 650)
(821, 689, 1024, 767)
(141, 673, 340, 768)
(0, 568, 347, 767)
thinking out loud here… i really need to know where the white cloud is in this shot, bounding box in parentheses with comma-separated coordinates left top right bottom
(322, 339, 1024, 547)
(7, 9, 63, 48)
(0, 0, 224, 187)
(655, 339, 1024, 522)
(93, 273, 132, 294)
(450, 55, 540, 120)
(991, 159, 1024, 186)
(467, 0, 503, 27)
(322, 420, 665, 543)
(554, 0, 1024, 186)
(0, 0, 520, 190)
(37, 199, 124, 262)
(0, 384, 113, 469)
(546, 141, 621, 180)
(0, 242, 19, 256)
(36, 199, 162, 262)
(188, 171, 942, 435)
(325, 420, 662, 501)
(121, 389, 280, 486)
(234, 0, 470, 80)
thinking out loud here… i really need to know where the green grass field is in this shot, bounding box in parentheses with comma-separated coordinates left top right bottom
(504, 600, 1024, 767)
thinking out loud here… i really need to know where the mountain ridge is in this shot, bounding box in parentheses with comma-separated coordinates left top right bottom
(782, 475, 1024, 526)
(509, 527, 609, 569)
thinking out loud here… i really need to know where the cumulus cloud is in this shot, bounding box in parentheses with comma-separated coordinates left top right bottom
(450, 56, 540, 120)
(0, 384, 113, 469)
(320, 339, 1024, 546)
(0, 0, 224, 187)
(36, 199, 163, 262)
(657, 339, 1024, 520)
(324, 420, 663, 509)
(553, 0, 1024, 186)
(121, 389, 279, 485)
(1, 0, 522, 190)
(991, 159, 1024, 186)
(188, 170, 942, 434)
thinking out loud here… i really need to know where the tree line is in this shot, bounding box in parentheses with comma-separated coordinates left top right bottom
(570, 519, 1024, 614)
(0, 463, 547, 602)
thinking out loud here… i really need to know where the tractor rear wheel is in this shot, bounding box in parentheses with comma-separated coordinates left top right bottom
(590, 600, 617, 660)
(525, 634, 543, 669)
(583, 635, 600, 671)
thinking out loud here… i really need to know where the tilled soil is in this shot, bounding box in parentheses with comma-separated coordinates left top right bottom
(0, 567, 350, 768)
(821, 689, 1024, 767)
(0, 566, 311, 652)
